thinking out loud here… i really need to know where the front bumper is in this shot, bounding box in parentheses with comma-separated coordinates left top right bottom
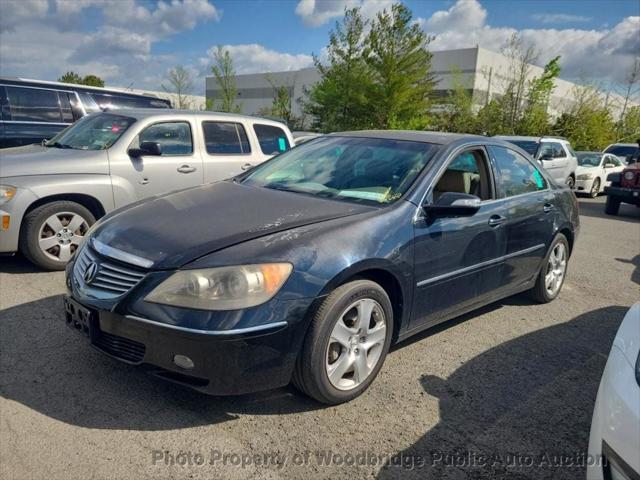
(604, 185, 640, 204)
(63, 292, 314, 395)
(0, 186, 37, 253)
(575, 178, 595, 193)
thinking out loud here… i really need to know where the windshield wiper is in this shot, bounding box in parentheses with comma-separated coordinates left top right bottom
(46, 141, 74, 149)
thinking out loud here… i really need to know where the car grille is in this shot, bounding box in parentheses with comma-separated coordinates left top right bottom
(94, 331, 146, 363)
(74, 246, 147, 298)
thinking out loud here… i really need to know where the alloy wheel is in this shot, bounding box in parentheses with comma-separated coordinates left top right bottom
(37, 211, 89, 262)
(325, 298, 387, 391)
(590, 178, 600, 198)
(544, 243, 567, 296)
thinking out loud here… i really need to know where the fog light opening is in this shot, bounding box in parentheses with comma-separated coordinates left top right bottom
(173, 354, 195, 370)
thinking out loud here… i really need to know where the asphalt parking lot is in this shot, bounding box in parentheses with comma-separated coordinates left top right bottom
(0, 196, 638, 480)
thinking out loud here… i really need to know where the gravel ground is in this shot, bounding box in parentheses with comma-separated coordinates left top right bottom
(0, 196, 638, 480)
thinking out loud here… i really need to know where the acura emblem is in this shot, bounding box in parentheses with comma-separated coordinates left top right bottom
(83, 262, 98, 284)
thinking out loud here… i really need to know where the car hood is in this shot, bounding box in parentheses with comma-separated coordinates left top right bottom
(92, 181, 374, 269)
(575, 165, 599, 174)
(0, 144, 108, 178)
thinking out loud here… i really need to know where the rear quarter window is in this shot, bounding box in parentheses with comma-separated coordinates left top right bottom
(252, 124, 290, 155)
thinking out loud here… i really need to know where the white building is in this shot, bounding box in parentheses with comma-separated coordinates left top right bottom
(205, 46, 634, 121)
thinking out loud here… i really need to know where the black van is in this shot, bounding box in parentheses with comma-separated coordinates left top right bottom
(0, 77, 172, 148)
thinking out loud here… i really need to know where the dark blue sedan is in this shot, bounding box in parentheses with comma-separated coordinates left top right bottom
(63, 131, 579, 404)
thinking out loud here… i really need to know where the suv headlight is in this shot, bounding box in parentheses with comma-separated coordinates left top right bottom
(577, 173, 594, 180)
(624, 170, 635, 180)
(0, 185, 17, 205)
(145, 263, 293, 310)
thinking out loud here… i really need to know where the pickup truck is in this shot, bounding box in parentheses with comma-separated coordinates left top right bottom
(0, 110, 294, 269)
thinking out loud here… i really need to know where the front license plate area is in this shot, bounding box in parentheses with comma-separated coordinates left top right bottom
(64, 296, 99, 341)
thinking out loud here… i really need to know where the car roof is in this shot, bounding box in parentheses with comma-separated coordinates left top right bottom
(494, 135, 569, 142)
(576, 151, 602, 154)
(329, 130, 485, 145)
(96, 108, 288, 126)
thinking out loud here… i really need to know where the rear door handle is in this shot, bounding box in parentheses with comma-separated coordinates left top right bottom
(543, 203, 554, 213)
(177, 165, 196, 174)
(138, 178, 149, 185)
(241, 163, 253, 171)
(488, 215, 506, 227)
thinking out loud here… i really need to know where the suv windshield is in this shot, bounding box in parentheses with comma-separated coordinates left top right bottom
(509, 140, 539, 156)
(604, 145, 638, 157)
(46, 113, 136, 150)
(241, 136, 437, 204)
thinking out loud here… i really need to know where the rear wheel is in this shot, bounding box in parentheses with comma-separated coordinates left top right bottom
(292, 280, 393, 404)
(605, 195, 621, 215)
(589, 178, 601, 198)
(530, 234, 569, 303)
(19, 201, 95, 270)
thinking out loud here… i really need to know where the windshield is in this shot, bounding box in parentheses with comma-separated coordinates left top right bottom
(241, 136, 437, 204)
(577, 153, 602, 167)
(509, 140, 539, 156)
(46, 113, 136, 150)
(604, 145, 638, 157)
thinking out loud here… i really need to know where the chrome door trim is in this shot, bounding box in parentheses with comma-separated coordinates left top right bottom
(416, 243, 546, 287)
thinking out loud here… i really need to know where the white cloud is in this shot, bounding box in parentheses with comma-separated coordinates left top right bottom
(0, 0, 219, 89)
(532, 13, 592, 24)
(201, 44, 313, 74)
(295, 0, 392, 27)
(420, 0, 640, 84)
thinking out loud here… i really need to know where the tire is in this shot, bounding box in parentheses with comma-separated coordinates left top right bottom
(530, 233, 569, 303)
(292, 279, 394, 404)
(566, 175, 575, 189)
(19, 201, 95, 271)
(589, 178, 600, 198)
(605, 195, 621, 216)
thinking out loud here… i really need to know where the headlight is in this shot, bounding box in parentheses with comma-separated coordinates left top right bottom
(577, 173, 594, 180)
(145, 263, 293, 310)
(624, 170, 635, 180)
(0, 185, 16, 205)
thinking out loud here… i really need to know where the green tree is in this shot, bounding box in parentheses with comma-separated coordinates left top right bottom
(304, 7, 373, 132)
(58, 71, 105, 87)
(161, 65, 193, 109)
(553, 84, 615, 150)
(517, 56, 561, 136)
(210, 46, 241, 113)
(365, 3, 435, 129)
(433, 67, 478, 134)
(616, 105, 640, 142)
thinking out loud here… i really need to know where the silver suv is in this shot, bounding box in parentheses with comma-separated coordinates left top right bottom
(494, 136, 578, 188)
(0, 110, 294, 269)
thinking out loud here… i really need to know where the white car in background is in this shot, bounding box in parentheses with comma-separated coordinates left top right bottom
(575, 152, 626, 198)
(587, 303, 640, 480)
(495, 136, 579, 188)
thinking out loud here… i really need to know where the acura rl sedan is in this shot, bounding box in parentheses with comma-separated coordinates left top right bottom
(63, 131, 579, 404)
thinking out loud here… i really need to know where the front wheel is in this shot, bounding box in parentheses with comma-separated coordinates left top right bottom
(605, 195, 621, 215)
(589, 178, 601, 198)
(566, 175, 575, 189)
(19, 201, 95, 270)
(292, 280, 393, 404)
(530, 234, 569, 303)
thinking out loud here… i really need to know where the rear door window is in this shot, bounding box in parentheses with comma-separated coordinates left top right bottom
(6, 86, 62, 122)
(551, 142, 566, 158)
(490, 146, 548, 198)
(202, 121, 251, 154)
(252, 124, 290, 155)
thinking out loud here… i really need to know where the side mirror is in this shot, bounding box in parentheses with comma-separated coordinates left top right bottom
(423, 192, 481, 218)
(604, 163, 615, 169)
(128, 141, 162, 157)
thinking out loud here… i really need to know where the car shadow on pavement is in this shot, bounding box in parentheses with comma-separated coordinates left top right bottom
(377, 305, 627, 480)
(0, 295, 320, 431)
(0, 254, 42, 274)
(615, 254, 640, 285)
(577, 197, 640, 223)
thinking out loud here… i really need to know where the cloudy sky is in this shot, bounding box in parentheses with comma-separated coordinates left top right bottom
(0, 0, 638, 93)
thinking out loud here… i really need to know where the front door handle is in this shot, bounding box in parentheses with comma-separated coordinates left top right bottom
(177, 165, 196, 174)
(241, 163, 253, 171)
(543, 203, 554, 213)
(488, 215, 506, 227)
(138, 178, 149, 185)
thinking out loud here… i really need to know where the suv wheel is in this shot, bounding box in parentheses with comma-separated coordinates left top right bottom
(19, 201, 95, 270)
(566, 175, 575, 189)
(292, 280, 393, 404)
(605, 195, 621, 215)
